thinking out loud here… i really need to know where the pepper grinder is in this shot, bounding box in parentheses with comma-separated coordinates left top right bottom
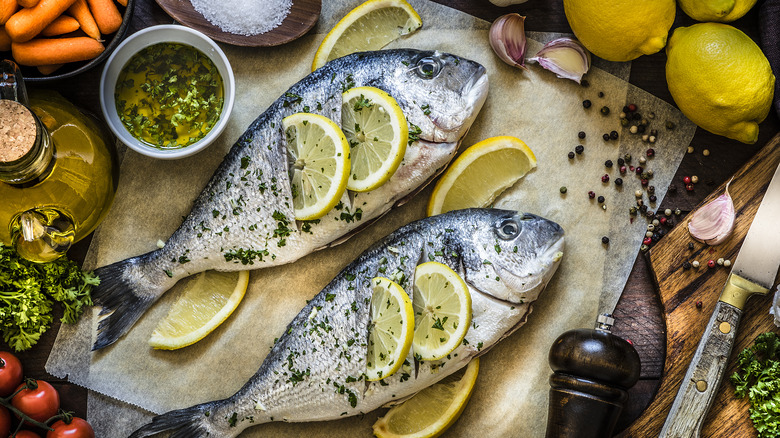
(545, 314, 641, 438)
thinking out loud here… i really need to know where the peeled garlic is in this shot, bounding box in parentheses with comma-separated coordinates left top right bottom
(489, 0, 529, 6)
(527, 37, 591, 83)
(687, 180, 735, 246)
(489, 14, 527, 70)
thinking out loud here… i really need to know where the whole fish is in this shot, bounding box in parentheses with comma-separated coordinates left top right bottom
(129, 208, 565, 437)
(91, 49, 489, 349)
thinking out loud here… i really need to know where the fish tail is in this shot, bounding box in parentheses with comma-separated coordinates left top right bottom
(91, 252, 161, 350)
(129, 404, 214, 438)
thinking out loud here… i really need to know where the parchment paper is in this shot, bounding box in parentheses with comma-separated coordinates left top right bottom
(46, 1, 696, 436)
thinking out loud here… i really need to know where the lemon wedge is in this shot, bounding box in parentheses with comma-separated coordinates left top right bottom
(412, 261, 471, 361)
(283, 112, 351, 220)
(367, 277, 415, 381)
(427, 136, 537, 216)
(373, 358, 480, 438)
(312, 0, 422, 71)
(149, 270, 250, 349)
(342, 86, 408, 192)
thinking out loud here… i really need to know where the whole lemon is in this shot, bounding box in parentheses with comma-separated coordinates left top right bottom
(666, 23, 775, 144)
(678, 0, 758, 22)
(563, 0, 675, 62)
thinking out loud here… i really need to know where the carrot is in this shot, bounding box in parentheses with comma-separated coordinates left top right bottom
(116, 0, 125, 6)
(12, 36, 103, 65)
(5, 0, 77, 42)
(66, 0, 97, 39)
(0, 26, 10, 50)
(40, 14, 78, 36)
(0, 0, 17, 25)
(17, 0, 39, 7)
(86, 0, 120, 34)
(36, 63, 62, 75)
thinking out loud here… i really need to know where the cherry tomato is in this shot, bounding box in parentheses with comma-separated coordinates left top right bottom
(14, 431, 41, 438)
(0, 406, 11, 438)
(11, 380, 60, 424)
(46, 418, 94, 438)
(0, 352, 23, 397)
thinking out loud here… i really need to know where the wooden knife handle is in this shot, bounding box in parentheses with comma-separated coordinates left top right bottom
(659, 301, 742, 438)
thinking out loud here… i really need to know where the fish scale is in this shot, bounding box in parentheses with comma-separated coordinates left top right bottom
(130, 208, 565, 437)
(91, 49, 489, 350)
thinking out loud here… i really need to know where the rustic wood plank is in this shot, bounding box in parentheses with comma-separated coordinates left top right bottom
(621, 133, 780, 438)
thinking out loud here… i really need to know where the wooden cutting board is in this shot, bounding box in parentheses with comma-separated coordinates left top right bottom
(620, 132, 780, 438)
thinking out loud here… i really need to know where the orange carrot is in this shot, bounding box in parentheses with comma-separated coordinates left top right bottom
(12, 36, 103, 65)
(17, 0, 39, 8)
(0, 0, 17, 24)
(86, 0, 119, 34)
(5, 0, 77, 42)
(66, 0, 97, 39)
(115, 0, 125, 6)
(0, 26, 10, 50)
(40, 14, 78, 36)
(36, 63, 62, 75)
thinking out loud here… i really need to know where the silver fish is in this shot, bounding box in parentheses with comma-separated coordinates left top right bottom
(129, 208, 564, 438)
(91, 49, 489, 349)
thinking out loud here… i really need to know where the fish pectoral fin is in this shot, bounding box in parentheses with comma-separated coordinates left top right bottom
(381, 392, 419, 409)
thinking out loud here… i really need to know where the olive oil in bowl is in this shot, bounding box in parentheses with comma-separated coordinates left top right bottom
(114, 42, 224, 149)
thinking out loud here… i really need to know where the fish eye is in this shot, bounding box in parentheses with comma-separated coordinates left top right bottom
(416, 57, 441, 79)
(495, 219, 520, 240)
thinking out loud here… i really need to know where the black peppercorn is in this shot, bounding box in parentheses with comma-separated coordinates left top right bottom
(657, 228, 666, 237)
(597, 195, 605, 203)
(560, 186, 567, 194)
(575, 145, 584, 154)
(683, 261, 691, 270)
(598, 91, 605, 98)
(605, 160, 613, 168)
(646, 210, 655, 218)
(582, 100, 591, 109)
(610, 130, 619, 140)
(666, 121, 676, 130)
(601, 236, 610, 244)
(617, 157, 625, 166)
(648, 185, 656, 194)
(578, 131, 586, 139)
(637, 124, 646, 134)
(649, 195, 657, 202)
(622, 105, 630, 113)
(615, 178, 623, 186)
(632, 112, 642, 121)
(688, 242, 694, 250)
(581, 79, 590, 87)
(635, 166, 643, 174)
(568, 151, 575, 160)
(640, 204, 648, 213)
(600, 106, 610, 115)
(603, 133, 611, 141)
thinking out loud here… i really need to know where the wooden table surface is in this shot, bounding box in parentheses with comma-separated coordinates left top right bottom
(3, 0, 779, 436)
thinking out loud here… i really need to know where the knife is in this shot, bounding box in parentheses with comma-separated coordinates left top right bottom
(659, 161, 780, 437)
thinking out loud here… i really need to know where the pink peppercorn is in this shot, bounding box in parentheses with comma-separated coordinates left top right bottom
(628, 103, 637, 112)
(635, 166, 643, 174)
(646, 148, 655, 157)
(683, 176, 691, 184)
(660, 217, 667, 225)
(708, 260, 716, 268)
(686, 183, 695, 191)
(696, 301, 703, 309)
(629, 165, 635, 172)
(602, 174, 610, 183)
(643, 237, 652, 245)
(620, 165, 627, 174)
(641, 179, 649, 186)
(588, 191, 596, 199)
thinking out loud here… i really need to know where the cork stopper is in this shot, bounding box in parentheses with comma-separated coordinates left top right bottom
(0, 100, 37, 163)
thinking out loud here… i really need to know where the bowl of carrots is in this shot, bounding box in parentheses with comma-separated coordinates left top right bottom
(0, 0, 135, 82)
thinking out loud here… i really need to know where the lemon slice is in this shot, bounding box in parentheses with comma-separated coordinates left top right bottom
(312, 0, 422, 71)
(373, 357, 480, 438)
(367, 277, 414, 381)
(427, 136, 537, 216)
(283, 113, 351, 220)
(342, 86, 408, 192)
(149, 270, 250, 349)
(412, 262, 471, 361)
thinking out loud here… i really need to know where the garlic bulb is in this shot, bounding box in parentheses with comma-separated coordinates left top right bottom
(527, 37, 591, 83)
(489, 14, 527, 70)
(489, 0, 529, 6)
(687, 181, 735, 245)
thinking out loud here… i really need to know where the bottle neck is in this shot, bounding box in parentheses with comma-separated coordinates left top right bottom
(0, 100, 54, 185)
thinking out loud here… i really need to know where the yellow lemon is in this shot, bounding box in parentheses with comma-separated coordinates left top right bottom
(666, 23, 775, 144)
(563, 0, 675, 62)
(366, 277, 414, 381)
(678, 0, 758, 22)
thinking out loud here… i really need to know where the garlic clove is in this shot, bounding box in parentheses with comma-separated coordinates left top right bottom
(527, 37, 591, 83)
(489, 14, 528, 70)
(687, 180, 736, 246)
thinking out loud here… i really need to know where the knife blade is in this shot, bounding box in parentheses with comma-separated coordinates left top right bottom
(659, 162, 780, 438)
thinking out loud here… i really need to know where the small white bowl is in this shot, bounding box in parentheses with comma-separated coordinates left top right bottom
(100, 25, 235, 160)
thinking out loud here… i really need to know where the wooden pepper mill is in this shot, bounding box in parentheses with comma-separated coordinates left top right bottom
(545, 314, 641, 438)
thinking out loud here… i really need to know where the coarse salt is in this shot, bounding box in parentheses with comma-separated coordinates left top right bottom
(190, 0, 292, 36)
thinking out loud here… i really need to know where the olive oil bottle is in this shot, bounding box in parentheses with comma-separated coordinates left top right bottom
(0, 60, 118, 262)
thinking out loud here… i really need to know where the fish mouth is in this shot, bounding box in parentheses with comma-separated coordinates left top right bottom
(427, 66, 489, 143)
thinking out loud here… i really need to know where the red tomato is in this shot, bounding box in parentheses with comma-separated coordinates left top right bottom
(46, 418, 94, 438)
(11, 380, 60, 424)
(0, 406, 10, 438)
(0, 352, 23, 397)
(14, 431, 41, 438)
